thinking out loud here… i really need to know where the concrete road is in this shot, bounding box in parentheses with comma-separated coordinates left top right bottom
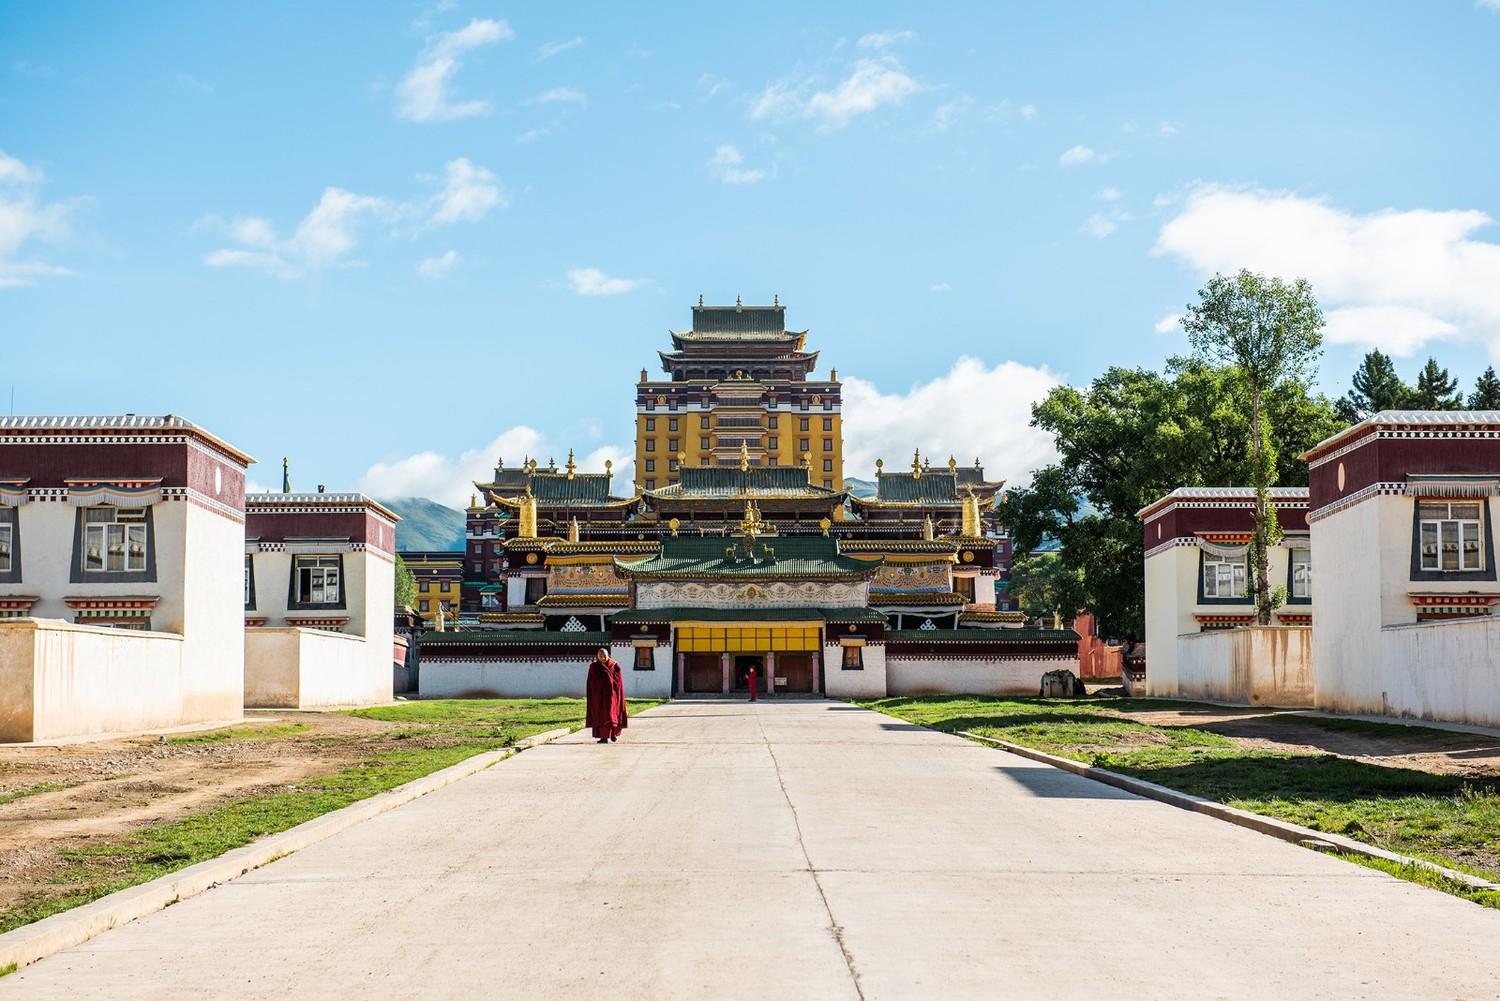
(6, 701, 1498, 1000)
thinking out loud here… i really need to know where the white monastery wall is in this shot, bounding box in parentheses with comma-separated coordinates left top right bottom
(1176, 626, 1314, 707)
(885, 655, 1074, 697)
(419, 649, 673, 701)
(823, 641, 886, 698)
(1142, 548, 1187, 697)
(1371, 618, 1500, 727)
(245, 627, 391, 708)
(178, 502, 245, 723)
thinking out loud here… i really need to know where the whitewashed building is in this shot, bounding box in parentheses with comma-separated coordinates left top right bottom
(1305, 411, 1500, 727)
(243, 492, 398, 708)
(0, 415, 252, 742)
(1138, 487, 1314, 705)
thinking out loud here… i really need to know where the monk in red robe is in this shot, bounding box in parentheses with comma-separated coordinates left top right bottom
(586, 648, 628, 744)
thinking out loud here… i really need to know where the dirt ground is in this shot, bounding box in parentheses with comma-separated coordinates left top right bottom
(1110, 704, 1500, 779)
(0, 711, 407, 914)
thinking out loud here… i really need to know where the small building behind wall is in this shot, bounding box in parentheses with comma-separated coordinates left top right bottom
(244, 492, 398, 708)
(1305, 411, 1500, 728)
(0, 416, 251, 742)
(1138, 486, 1314, 705)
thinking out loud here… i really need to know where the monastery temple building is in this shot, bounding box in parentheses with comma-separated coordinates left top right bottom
(415, 301, 1075, 700)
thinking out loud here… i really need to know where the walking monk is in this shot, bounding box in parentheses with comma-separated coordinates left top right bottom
(585, 647, 628, 744)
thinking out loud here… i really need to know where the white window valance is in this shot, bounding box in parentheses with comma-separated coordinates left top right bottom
(1283, 535, 1312, 551)
(1197, 538, 1251, 559)
(66, 484, 163, 508)
(282, 538, 353, 555)
(0, 482, 28, 507)
(1404, 477, 1499, 499)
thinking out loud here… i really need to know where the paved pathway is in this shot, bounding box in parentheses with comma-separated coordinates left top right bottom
(7, 701, 1499, 999)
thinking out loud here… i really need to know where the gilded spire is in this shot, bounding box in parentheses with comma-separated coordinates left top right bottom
(961, 487, 981, 538)
(948, 455, 957, 473)
(912, 449, 922, 479)
(568, 517, 580, 543)
(922, 515, 935, 541)
(566, 449, 576, 479)
(739, 441, 750, 472)
(519, 492, 538, 539)
(281, 457, 291, 494)
(875, 457, 884, 474)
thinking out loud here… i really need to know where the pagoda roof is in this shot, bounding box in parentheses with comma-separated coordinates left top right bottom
(658, 349, 818, 366)
(668, 304, 807, 350)
(849, 467, 1005, 510)
(477, 467, 638, 510)
(611, 606, 887, 625)
(647, 465, 847, 502)
(615, 534, 878, 580)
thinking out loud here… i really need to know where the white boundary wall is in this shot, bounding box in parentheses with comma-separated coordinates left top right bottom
(823, 642, 887, 698)
(1340, 618, 1500, 727)
(1175, 626, 1314, 707)
(419, 644, 673, 700)
(245, 627, 392, 709)
(885, 655, 1075, 697)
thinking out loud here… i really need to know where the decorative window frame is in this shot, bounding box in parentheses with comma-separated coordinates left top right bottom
(70, 506, 157, 584)
(244, 554, 257, 610)
(287, 553, 347, 610)
(839, 637, 865, 671)
(1409, 497, 1496, 583)
(0, 507, 19, 583)
(1285, 541, 1311, 605)
(1196, 547, 1251, 605)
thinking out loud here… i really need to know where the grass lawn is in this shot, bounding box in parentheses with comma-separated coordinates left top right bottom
(859, 695, 1500, 909)
(0, 697, 661, 934)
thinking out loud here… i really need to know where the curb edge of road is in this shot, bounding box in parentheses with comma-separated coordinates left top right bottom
(0, 725, 574, 975)
(957, 730, 1500, 894)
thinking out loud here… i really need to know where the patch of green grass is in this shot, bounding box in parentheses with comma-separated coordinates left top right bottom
(0, 962, 15, 978)
(165, 723, 309, 745)
(0, 780, 83, 806)
(1337, 852, 1500, 909)
(859, 695, 1500, 908)
(0, 697, 664, 935)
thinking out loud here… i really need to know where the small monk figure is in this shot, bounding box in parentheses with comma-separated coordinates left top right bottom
(586, 647, 628, 744)
(748, 664, 758, 703)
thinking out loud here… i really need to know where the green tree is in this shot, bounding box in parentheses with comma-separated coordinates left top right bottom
(1469, 366, 1500, 409)
(1007, 551, 1083, 625)
(1335, 349, 1411, 422)
(1410, 357, 1462, 409)
(1180, 270, 1325, 626)
(394, 553, 417, 608)
(1000, 358, 1344, 640)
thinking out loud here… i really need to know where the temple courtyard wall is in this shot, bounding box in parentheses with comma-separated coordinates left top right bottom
(418, 641, 673, 700)
(1174, 626, 1314, 707)
(1319, 617, 1500, 727)
(0, 619, 241, 742)
(884, 653, 1077, 697)
(244, 627, 393, 709)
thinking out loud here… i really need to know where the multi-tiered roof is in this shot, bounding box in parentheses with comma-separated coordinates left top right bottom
(659, 302, 818, 381)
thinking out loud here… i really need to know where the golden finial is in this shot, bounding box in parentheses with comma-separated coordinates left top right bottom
(830, 367, 838, 381)
(640, 368, 648, 383)
(677, 451, 686, 464)
(697, 293, 704, 307)
(773, 293, 779, 306)
(736, 294, 742, 308)
(948, 456, 957, 473)
(519, 493, 538, 539)
(924, 456, 931, 470)
(568, 518, 580, 543)
(497, 457, 504, 471)
(961, 487, 981, 538)
(668, 517, 680, 536)
(739, 441, 750, 472)
(875, 457, 884, 473)
(605, 458, 613, 473)
(566, 449, 576, 479)
(923, 515, 934, 541)
(912, 449, 922, 479)
(819, 517, 831, 537)
(469, 492, 476, 508)
(548, 457, 556, 472)
(802, 451, 812, 468)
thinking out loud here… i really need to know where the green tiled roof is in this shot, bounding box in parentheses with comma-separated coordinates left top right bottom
(649, 466, 844, 500)
(611, 606, 887, 624)
(680, 305, 796, 339)
(615, 534, 878, 579)
(418, 630, 612, 646)
(875, 470, 962, 503)
(886, 628, 1080, 643)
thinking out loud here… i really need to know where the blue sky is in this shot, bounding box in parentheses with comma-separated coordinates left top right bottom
(4, 2, 1500, 503)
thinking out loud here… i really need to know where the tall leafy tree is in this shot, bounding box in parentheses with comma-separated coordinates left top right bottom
(394, 554, 417, 608)
(1335, 349, 1411, 422)
(1008, 552, 1083, 625)
(1469, 366, 1500, 409)
(1410, 357, 1462, 409)
(1000, 358, 1344, 640)
(1182, 270, 1324, 626)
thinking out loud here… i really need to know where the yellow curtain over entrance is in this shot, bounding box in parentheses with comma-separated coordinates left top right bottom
(677, 624, 821, 652)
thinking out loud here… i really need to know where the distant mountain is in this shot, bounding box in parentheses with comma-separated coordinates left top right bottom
(381, 497, 466, 552)
(843, 476, 877, 499)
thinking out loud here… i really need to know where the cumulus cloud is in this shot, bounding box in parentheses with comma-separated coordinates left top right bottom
(1097, 187, 1122, 202)
(1019, 103, 1038, 120)
(396, 17, 513, 123)
(203, 158, 504, 278)
(360, 427, 633, 507)
(751, 57, 921, 129)
(929, 281, 953, 293)
(568, 267, 645, 295)
(0, 151, 76, 288)
(1058, 144, 1105, 167)
(841, 357, 1061, 487)
(1154, 312, 1182, 334)
(535, 36, 583, 61)
(709, 144, 768, 184)
(416, 249, 459, 279)
(857, 30, 914, 51)
(1154, 184, 1500, 357)
(515, 127, 550, 145)
(529, 86, 587, 107)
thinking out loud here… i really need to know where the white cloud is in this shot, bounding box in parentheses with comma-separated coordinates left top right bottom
(535, 36, 583, 61)
(1019, 103, 1038, 120)
(1084, 213, 1117, 238)
(416, 250, 459, 280)
(1097, 187, 1122, 202)
(929, 281, 953, 293)
(1158, 121, 1178, 136)
(857, 30, 914, 51)
(426, 157, 505, 225)
(1154, 184, 1500, 357)
(568, 267, 645, 296)
(751, 57, 921, 129)
(529, 86, 587, 107)
(396, 17, 513, 123)
(709, 144, 768, 185)
(1478, 1, 1500, 11)
(515, 128, 550, 144)
(0, 150, 77, 288)
(1058, 144, 1106, 167)
(1154, 313, 1182, 334)
(359, 427, 633, 507)
(175, 72, 214, 94)
(842, 358, 1060, 488)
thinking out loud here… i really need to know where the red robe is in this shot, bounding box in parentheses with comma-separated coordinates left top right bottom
(586, 658, 628, 739)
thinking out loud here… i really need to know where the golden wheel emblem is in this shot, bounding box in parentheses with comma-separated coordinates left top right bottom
(961, 550, 975, 563)
(526, 553, 538, 564)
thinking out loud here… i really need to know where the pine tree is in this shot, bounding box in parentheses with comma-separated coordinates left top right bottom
(1469, 366, 1500, 409)
(1336, 350, 1411, 421)
(1410, 357, 1462, 409)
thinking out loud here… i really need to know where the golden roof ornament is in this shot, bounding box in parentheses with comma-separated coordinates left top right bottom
(830, 367, 838, 381)
(739, 441, 750, 472)
(469, 492, 476, 509)
(819, 517, 831, 537)
(923, 515, 935, 541)
(566, 449, 576, 480)
(497, 457, 504, 471)
(668, 517, 680, 537)
(568, 517, 580, 543)
(912, 449, 922, 479)
(875, 457, 884, 473)
(518, 493, 538, 539)
(948, 456, 957, 473)
(961, 487, 981, 538)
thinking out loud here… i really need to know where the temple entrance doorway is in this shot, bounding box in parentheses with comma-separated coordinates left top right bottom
(684, 654, 722, 694)
(776, 654, 814, 694)
(732, 656, 763, 692)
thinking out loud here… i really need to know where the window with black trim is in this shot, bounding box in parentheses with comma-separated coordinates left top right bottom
(1418, 501, 1483, 572)
(634, 645, 654, 670)
(841, 644, 864, 670)
(292, 555, 342, 606)
(1202, 551, 1248, 599)
(524, 576, 547, 604)
(244, 555, 255, 609)
(0, 511, 15, 580)
(85, 507, 148, 572)
(1290, 549, 1311, 600)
